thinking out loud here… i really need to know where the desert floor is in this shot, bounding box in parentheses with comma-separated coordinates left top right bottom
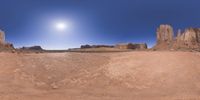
(0, 51, 200, 100)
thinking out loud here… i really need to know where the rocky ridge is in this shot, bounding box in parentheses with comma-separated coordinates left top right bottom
(115, 43, 147, 50)
(21, 46, 43, 51)
(154, 24, 200, 50)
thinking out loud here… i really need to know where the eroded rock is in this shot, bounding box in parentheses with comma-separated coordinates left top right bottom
(154, 25, 174, 50)
(175, 28, 200, 49)
(0, 30, 5, 44)
(0, 29, 14, 50)
(115, 43, 147, 50)
(154, 25, 200, 50)
(156, 24, 174, 43)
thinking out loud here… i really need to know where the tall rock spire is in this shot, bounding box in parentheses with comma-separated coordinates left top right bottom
(0, 29, 14, 50)
(154, 24, 200, 50)
(154, 24, 174, 49)
(175, 28, 200, 49)
(0, 30, 5, 44)
(156, 24, 174, 43)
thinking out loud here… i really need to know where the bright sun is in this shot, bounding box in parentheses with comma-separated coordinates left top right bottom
(55, 22, 68, 31)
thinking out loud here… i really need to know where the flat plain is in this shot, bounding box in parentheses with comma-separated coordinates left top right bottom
(0, 51, 200, 100)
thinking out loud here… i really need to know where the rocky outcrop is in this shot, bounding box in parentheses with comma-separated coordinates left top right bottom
(175, 28, 200, 49)
(136, 43, 148, 49)
(115, 43, 147, 50)
(81, 45, 114, 49)
(21, 46, 43, 51)
(0, 29, 14, 50)
(154, 25, 174, 49)
(81, 44, 91, 49)
(0, 30, 5, 44)
(154, 25, 200, 50)
(80, 43, 147, 50)
(156, 25, 174, 43)
(3, 43, 14, 48)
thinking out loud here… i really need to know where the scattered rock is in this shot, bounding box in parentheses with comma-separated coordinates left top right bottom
(35, 82, 46, 87)
(51, 82, 59, 89)
(12, 50, 16, 53)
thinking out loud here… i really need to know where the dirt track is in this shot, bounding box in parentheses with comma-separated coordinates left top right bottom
(0, 51, 200, 100)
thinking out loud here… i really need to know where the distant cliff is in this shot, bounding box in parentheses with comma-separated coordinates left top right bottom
(81, 45, 114, 49)
(21, 46, 43, 51)
(154, 24, 200, 51)
(115, 43, 147, 50)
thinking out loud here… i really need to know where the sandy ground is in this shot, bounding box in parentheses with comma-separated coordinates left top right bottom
(0, 51, 200, 100)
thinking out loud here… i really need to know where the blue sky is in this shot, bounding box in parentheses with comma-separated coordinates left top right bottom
(0, 0, 200, 49)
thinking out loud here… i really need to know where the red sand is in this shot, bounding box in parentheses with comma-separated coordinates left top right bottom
(0, 51, 200, 100)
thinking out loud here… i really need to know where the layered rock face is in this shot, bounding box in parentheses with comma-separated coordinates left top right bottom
(134, 43, 148, 49)
(175, 28, 200, 49)
(115, 43, 147, 50)
(157, 25, 174, 43)
(80, 43, 147, 50)
(154, 25, 174, 49)
(154, 24, 200, 50)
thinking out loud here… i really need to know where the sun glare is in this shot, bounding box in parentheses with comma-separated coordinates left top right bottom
(55, 22, 68, 31)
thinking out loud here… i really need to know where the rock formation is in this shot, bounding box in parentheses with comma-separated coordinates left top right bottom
(115, 43, 147, 50)
(21, 46, 43, 51)
(154, 24, 174, 49)
(157, 24, 174, 43)
(0, 29, 14, 50)
(154, 24, 200, 50)
(136, 43, 148, 49)
(80, 43, 147, 50)
(0, 30, 5, 44)
(81, 45, 114, 49)
(175, 28, 200, 49)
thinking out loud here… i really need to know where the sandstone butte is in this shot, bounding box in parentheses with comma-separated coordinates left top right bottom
(0, 30, 14, 50)
(154, 24, 200, 50)
(1, 25, 200, 51)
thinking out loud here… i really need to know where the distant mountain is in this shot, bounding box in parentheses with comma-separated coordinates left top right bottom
(20, 46, 43, 51)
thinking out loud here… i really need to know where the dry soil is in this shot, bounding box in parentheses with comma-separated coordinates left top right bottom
(0, 51, 200, 100)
